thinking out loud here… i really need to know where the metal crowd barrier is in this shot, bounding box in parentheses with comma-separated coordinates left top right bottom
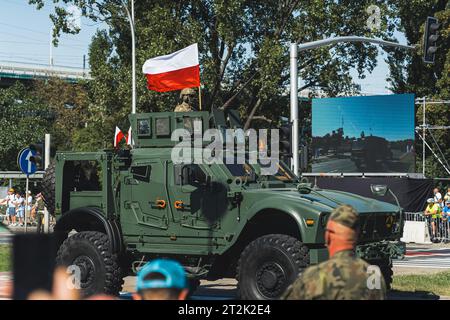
(404, 211, 450, 242)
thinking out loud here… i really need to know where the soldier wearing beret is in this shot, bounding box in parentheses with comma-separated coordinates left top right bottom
(282, 204, 386, 300)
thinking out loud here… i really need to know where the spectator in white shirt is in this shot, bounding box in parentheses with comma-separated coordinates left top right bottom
(0, 188, 18, 225)
(15, 191, 25, 227)
(26, 191, 33, 222)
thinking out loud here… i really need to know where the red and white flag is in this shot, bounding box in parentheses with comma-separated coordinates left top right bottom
(114, 126, 125, 147)
(126, 127, 132, 145)
(142, 43, 200, 92)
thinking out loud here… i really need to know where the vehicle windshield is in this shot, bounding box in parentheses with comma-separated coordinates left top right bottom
(258, 161, 298, 183)
(224, 160, 256, 181)
(223, 155, 297, 183)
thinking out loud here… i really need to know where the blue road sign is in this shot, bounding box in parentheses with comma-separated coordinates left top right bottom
(18, 148, 37, 175)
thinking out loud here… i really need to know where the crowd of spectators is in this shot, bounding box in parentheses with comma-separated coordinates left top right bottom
(423, 187, 450, 240)
(0, 188, 46, 228)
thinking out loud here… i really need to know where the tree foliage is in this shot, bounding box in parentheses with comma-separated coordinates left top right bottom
(0, 80, 90, 170)
(29, 0, 397, 132)
(0, 82, 52, 171)
(386, 0, 449, 177)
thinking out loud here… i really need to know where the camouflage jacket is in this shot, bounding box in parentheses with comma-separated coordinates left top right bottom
(282, 250, 386, 300)
(174, 102, 194, 112)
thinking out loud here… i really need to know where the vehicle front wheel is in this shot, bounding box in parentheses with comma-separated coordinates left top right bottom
(369, 258, 393, 290)
(56, 231, 123, 298)
(236, 234, 309, 300)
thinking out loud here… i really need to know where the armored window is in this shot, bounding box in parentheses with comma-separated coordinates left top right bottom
(131, 165, 151, 182)
(174, 164, 206, 186)
(137, 119, 151, 136)
(155, 117, 170, 137)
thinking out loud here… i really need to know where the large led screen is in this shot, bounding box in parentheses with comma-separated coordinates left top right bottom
(311, 94, 415, 173)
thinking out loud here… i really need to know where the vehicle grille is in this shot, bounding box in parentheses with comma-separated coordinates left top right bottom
(358, 212, 401, 242)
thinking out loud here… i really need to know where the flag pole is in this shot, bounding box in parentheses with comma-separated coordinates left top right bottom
(198, 85, 202, 111)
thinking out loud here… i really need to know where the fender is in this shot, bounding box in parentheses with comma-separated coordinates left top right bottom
(244, 199, 308, 238)
(221, 197, 314, 252)
(54, 207, 124, 254)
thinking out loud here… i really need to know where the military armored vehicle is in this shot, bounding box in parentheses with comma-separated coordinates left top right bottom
(42, 109, 405, 299)
(351, 136, 393, 171)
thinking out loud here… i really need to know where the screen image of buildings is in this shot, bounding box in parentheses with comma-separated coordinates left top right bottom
(311, 94, 415, 173)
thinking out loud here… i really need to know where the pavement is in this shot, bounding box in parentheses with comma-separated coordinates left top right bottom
(393, 246, 450, 272)
(120, 244, 450, 300)
(311, 152, 412, 173)
(3, 224, 450, 299)
(312, 157, 358, 173)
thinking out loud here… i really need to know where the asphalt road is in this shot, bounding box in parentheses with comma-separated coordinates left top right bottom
(312, 158, 358, 173)
(393, 246, 450, 270)
(120, 246, 450, 300)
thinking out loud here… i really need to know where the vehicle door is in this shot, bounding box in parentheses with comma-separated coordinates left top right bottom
(166, 162, 226, 237)
(120, 161, 170, 238)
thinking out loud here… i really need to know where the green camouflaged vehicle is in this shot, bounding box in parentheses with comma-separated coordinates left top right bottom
(42, 109, 405, 299)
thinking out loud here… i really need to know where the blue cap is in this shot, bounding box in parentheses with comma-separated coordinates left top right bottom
(136, 259, 187, 291)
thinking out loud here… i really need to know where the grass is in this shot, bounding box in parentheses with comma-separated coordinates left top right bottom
(0, 245, 11, 272)
(393, 271, 450, 297)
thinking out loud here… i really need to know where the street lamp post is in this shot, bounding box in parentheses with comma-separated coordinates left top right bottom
(290, 43, 299, 174)
(121, 0, 136, 114)
(290, 36, 416, 176)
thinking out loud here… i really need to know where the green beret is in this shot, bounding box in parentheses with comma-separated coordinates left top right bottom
(329, 205, 360, 230)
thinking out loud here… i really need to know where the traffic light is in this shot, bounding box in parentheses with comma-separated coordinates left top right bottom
(423, 17, 440, 64)
(29, 143, 44, 170)
(279, 122, 292, 165)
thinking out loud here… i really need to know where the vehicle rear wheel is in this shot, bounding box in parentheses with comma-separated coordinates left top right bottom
(236, 234, 309, 300)
(36, 214, 43, 234)
(56, 231, 123, 298)
(41, 162, 56, 216)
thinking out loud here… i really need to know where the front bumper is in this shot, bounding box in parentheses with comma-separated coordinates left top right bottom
(356, 240, 406, 261)
(308, 241, 405, 265)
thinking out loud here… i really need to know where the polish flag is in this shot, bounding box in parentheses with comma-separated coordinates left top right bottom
(114, 127, 125, 147)
(126, 127, 132, 145)
(142, 43, 200, 92)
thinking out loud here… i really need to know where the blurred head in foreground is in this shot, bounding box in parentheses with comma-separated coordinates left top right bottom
(135, 259, 188, 300)
(325, 204, 360, 257)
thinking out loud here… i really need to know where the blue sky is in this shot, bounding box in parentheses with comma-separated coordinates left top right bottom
(312, 94, 415, 141)
(0, 0, 99, 68)
(0, 0, 407, 93)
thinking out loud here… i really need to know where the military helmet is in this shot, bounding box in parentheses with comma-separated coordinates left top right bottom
(180, 88, 195, 98)
(329, 204, 359, 230)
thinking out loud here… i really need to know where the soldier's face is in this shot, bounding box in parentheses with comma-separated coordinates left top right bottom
(182, 93, 195, 104)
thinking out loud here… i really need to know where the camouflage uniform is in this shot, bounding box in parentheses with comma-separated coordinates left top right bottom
(282, 205, 386, 300)
(174, 88, 196, 112)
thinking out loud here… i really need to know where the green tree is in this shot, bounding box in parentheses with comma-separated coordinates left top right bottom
(0, 83, 52, 171)
(0, 79, 91, 170)
(386, 0, 449, 177)
(33, 79, 90, 151)
(30, 0, 398, 132)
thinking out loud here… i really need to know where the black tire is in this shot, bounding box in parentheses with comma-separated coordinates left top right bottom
(41, 162, 56, 216)
(56, 231, 123, 298)
(369, 259, 393, 290)
(36, 214, 43, 234)
(187, 278, 201, 297)
(236, 234, 309, 300)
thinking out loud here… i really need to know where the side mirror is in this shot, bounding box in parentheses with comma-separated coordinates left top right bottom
(370, 184, 388, 197)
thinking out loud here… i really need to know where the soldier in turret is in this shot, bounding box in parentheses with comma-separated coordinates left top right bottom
(174, 88, 196, 112)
